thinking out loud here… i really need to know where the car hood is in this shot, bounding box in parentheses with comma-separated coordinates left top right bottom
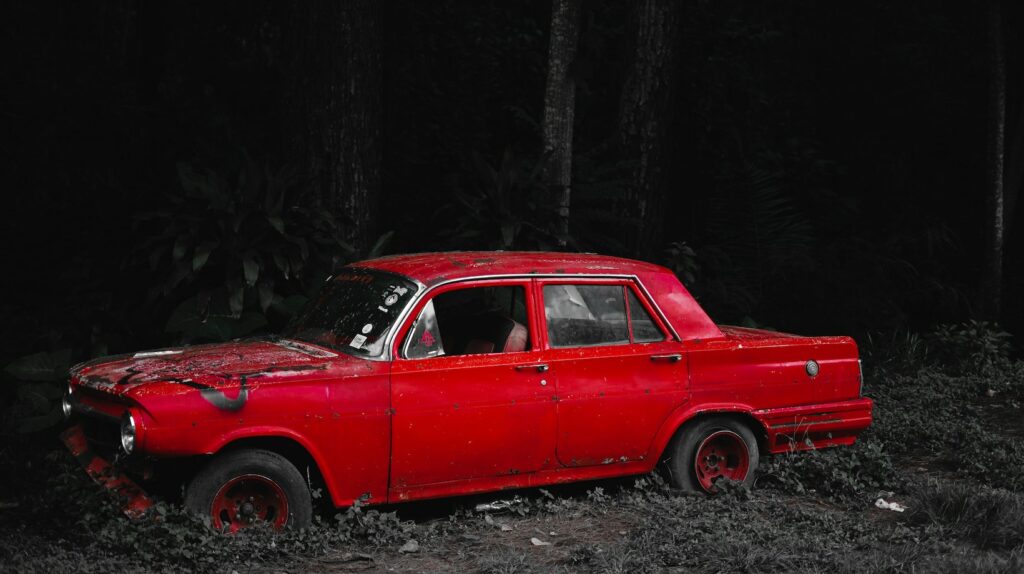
(71, 338, 356, 397)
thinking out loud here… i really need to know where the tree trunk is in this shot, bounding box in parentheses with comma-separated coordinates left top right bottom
(1004, 92, 1023, 238)
(982, 0, 1005, 320)
(541, 0, 581, 248)
(619, 0, 682, 260)
(283, 0, 382, 255)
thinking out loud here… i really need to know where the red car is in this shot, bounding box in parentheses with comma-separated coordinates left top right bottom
(63, 251, 872, 531)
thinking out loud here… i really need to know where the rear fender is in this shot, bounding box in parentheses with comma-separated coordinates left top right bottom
(647, 402, 766, 461)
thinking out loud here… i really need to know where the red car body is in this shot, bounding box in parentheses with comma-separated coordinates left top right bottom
(65, 252, 872, 526)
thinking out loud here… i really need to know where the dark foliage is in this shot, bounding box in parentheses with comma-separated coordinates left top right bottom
(2, 1, 1024, 571)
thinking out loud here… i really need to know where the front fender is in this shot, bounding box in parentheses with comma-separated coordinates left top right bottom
(196, 425, 350, 507)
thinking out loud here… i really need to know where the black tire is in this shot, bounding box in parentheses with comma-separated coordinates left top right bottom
(664, 416, 760, 493)
(184, 448, 312, 531)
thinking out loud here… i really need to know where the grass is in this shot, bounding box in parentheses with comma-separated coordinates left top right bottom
(2, 335, 1023, 573)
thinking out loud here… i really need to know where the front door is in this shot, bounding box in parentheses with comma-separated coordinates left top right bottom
(537, 279, 688, 467)
(389, 280, 557, 489)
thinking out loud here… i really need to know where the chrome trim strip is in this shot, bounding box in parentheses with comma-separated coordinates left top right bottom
(858, 359, 864, 397)
(375, 276, 427, 361)
(770, 418, 843, 430)
(631, 277, 681, 342)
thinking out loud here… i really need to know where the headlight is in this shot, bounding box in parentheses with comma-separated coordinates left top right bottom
(121, 412, 137, 455)
(62, 383, 74, 419)
(62, 393, 73, 418)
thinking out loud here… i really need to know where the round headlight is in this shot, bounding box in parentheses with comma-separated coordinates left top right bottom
(120, 412, 137, 455)
(62, 393, 73, 419)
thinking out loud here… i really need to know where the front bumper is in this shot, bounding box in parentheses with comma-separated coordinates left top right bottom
(60, 424, 154, 518)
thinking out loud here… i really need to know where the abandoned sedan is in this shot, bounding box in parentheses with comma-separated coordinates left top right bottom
(63, 251, 872, 530)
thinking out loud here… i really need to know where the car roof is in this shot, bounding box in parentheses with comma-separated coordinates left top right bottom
(353, 251, 669, 287)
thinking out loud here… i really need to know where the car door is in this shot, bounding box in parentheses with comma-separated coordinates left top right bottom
(388, 279, 557, 490)
(537, 278, 688, 467)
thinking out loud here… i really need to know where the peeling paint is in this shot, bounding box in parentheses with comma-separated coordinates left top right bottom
(175, 376, 250, 411)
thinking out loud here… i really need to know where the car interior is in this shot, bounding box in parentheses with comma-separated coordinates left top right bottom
(430, 285, 530, 356)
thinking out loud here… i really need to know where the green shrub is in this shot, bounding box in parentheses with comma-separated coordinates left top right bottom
(863, 329, 931, 374)
(759, 440, 899, 501)
(909, 479, 1024, 550)
(2, 350, 72, 435)
(133, 154, 358, 343)
(930, 321, 1013, 373)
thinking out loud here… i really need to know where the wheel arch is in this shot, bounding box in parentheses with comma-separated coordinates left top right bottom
(209, 431, 340, 508)
(650, 404, 770, 463)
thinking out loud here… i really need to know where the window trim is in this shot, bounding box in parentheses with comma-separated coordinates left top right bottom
(623, 283, 669, 344)
(537, 278, 670, 350)
(396, 278, 538, 361)
(387, 273, 680, 360)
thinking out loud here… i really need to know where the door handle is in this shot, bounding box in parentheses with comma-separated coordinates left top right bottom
(650, 354, 682, 363)
(515, 363, 549, 373)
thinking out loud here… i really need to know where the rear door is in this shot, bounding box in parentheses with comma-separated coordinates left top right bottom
(536, 278, 688, 467)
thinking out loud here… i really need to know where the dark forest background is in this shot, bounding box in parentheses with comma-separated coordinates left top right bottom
(2, 0, 1023, 372)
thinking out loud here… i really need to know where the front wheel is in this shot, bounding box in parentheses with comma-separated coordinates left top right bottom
(184, 449, 312, 532)
(665, 417, 759, 493)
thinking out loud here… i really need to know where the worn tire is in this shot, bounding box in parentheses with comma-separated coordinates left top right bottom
(664, 417, 760, 493)
(184, 448, 312, 531)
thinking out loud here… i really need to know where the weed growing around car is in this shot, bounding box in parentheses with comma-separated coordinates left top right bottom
(2, 323, 1022, 573)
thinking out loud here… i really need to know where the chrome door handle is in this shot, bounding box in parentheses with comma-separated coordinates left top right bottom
(650, 354, 682, 363)
(515, 363, 549, 373)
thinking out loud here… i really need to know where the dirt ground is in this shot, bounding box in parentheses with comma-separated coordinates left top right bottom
(3, 359, 1024, 573)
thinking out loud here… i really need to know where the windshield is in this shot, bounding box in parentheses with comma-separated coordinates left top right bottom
(283, 269, 419, 356)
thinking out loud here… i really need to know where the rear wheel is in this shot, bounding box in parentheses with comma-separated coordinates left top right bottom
(665, 417, 759, 493)
(184, 449, 312, 532)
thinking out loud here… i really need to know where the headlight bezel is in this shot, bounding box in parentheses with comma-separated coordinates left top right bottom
(120, 412, 137, 455)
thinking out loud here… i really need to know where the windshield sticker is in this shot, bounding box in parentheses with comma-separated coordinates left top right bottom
(350, 334, 367, 349)
(361, 323, 373, 334)
(421, 329, 436, 347)
(378, 305, 388, 312)
(384, 293, 399, 306)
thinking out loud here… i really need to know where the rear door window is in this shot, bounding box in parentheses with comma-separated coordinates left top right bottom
(627, 289, 665, 343)
(543, 284, 629, 347)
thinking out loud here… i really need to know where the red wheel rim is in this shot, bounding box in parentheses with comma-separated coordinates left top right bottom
(210, 474, 290, 532)
(693, 430, 750, 493)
